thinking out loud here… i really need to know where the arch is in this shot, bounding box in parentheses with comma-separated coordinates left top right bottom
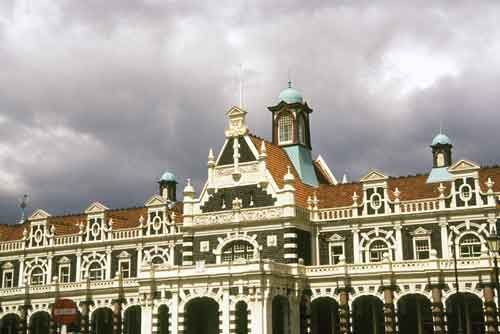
(310, 297, 339, 334)
(0, 313, 20, 334)
(445, 293, 484, 334)
(185, 297, 219, 334)
(81, 253, 107, 280)
(457, 232, 482, 258)
(29, 311, 51, 334)
(30, 265, 46, 285)
(143, 246, 172, 266)
(91, 307, 113, 334)
(272, 295, 290, 334)
(359, 229, 396, 263)
(351, 295, 384, 334)
(213, 234, 260, 264)
(123, 305, 141, 334)
(235, 300, 249, 334)
(158, 305, 170, 334)
(396, 294, 433, 334)
(447, 222, 490, 257)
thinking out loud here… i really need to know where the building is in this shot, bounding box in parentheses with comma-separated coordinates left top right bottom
(0, 82, 499, 334)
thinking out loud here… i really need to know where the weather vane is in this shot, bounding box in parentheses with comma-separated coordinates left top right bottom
(19, 194, 28, 223)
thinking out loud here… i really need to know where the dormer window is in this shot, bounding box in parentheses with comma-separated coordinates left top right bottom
(278, 113, 293, 144)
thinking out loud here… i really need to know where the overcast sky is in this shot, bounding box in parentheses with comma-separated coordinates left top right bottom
(1, 1, 500, 223)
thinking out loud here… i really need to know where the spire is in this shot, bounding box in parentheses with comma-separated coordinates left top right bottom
(19, 194, 28, 223)
(342, 174, 348, 184)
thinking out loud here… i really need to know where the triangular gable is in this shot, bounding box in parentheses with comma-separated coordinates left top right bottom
(448, 159, 480, 173)
(29, 209, 51, 221)
(360, 170, 388, 183)
(411, 226, 431, 235)
(145, 195, 167, 207)
(226, 105, 247, 118)
(217, 136, 257, 166)
(328, 233, 346, 242)
(84, 202, 109, 214)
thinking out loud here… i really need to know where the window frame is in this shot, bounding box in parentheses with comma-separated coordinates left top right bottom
(329, 241, 345, 265)
(458, 233, 482, 258)
(30, 266, 45, 286)
(58, 263, 71, 283)
(413, 236, 431, 260)
(88, 261, 104, 281)
(368, 239, 390, 262)
(222, 240, 255, 263)
(118, 258, 131, 279)
(2, 269, 14, 288)
(278, 112, 294, 145)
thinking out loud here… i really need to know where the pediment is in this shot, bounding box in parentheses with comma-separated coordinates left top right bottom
(411, 226, 431, 236)
(58, 256, 71, 264)
(360, 170, 388, 183)
(2, 262, 13, 269)
(448, 159, 480, 173)
(226, 106, 247, 117)
(84, 202, 109, 214)
(145, 195, 166, 207)
(118, 251, 131, 258)
(328, 233, 346, 242)
(29, 209, 51, 221)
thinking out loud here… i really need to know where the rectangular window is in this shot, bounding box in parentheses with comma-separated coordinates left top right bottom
(3, 270, 14, 288)
(414, 238, 431, 259)
(330, 243, 345, 264)
(119, 259, 131, 279)
(59, 264, 71, 283)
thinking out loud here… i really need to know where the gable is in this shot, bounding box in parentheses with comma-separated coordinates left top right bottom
(145, 195, 166, 207)
(448, 159, 480, 173)
(84, 202, 109, 214)
(29, 209, 51, 221)
(217, 137, 257, 166)
(360, 170, 388, 183)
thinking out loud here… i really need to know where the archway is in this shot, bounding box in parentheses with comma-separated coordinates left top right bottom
(352, 295, 384, 334)
(91, 307, 113, 334)
(158, 305, 169, 334)
(311, 297, 339, 334)
(29, 311, 51, 334)
(123, 305, 141, 334)
(446, 293, 484, 334)
(397, 294, 433, 334)
(272, 295, 290, 334)
(235, 301, 249, 334)
(185, 297, 219, 334)
(0, 314, 20, 334)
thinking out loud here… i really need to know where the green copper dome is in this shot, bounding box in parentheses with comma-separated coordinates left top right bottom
(432, 133, 451, 146)
(279, 81, 303, 104)
(159, 171, 177, 183)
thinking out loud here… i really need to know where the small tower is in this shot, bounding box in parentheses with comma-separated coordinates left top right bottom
(426, 132, 454, 183)
(431, 133, 453, 168)
(268, 81, 313, 149)
(158, 172, 177, 202)
(267, 81, 318, 186)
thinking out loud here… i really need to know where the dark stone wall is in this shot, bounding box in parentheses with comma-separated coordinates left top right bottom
(296, 229, 312, 265)
(52, 254, 77, 282)
(0, 260, 19, 287)
(201, 185, 276, 213)
(318, 230, 353, 265)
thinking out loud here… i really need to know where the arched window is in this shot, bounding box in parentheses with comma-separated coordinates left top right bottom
(88, 261, 104, 281)
(278, 113, 293, 144)
(369, 240, 389, 262)
(222, 240, 255, 262)
(152, 256, 165, 265)
(459, 234, 481, 258)
(30, 267, 45, 285)
(297, 115, 305, 145)
(436, 152, 445, 167)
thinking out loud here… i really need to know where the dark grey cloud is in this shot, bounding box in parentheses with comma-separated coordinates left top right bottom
(0, 1, 500, 223)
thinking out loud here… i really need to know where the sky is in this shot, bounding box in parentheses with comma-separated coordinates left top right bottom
(1, 1, 500, 223)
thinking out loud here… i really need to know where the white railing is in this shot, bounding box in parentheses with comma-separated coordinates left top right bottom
(399, 199, 440, 214)
(112, 228, 140, 240)
(317, 207, 352, 221)
(54, 234, 80, 246)
(0, 240, 24, 252)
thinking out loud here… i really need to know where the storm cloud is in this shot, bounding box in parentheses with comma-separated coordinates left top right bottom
(0, 1, 499, 222)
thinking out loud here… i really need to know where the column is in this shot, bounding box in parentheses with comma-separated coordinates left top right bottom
(430, 284, 445, 334)
(222, 288, 230, 334)
(47, 255, 53, 285)
(18, 256, 25, 287)
(483, 284, 498, 334)
(439, 220, 449, 259)
(382, 287, 396, 334)
(141, 303, 153, 334)
(171, 291, 179, 334)
(394, 223, 403, 261)
(79, 301, 91, 334)
(352, 226, 360, 263)
(289, 296, 300, 334)
(18, 304, 29, 334)
(338, 288, 351, 334)
(137, 246, 143, 273)
(112, 300, 122, 334)
(106, 249, 112, 280)
(76, 251, 82, 282)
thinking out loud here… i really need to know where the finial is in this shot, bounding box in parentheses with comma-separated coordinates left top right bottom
(19, 194, 28, 223)
(239, 64, 244, 108)
(288, 80, 292, 88)
(341, 174, 348, 184)
(260, 140, 267, 155)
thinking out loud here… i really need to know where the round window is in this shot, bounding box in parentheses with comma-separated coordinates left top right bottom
(370, 193, 382, 210)
(459, 184, 472, 202)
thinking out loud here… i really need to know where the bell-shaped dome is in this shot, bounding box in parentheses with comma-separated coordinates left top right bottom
(279, 81, 303, 104)
(432, 133, 451, 146)
(159, 171, 177, 183)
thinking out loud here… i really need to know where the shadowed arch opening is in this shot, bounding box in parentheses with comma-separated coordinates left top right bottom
(311, 297, 339, 334)
(397, 294, 433, 334)
(158, 305, 170, 334)
(29, 311, 51, 334)
(0, 314, 20, 334)
(235, 301, 249, 334)
(91, 307, 113, 334)
(185, 297, 219, 334)
(123, 305, 141, 334)
(272, 295, 290, 334)
(446, 293, 484, 334)
(352, 295, 384, 334)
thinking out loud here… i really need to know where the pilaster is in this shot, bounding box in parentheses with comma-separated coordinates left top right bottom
(338, 287, 351, 334)
(482, 284, 498, 334)
(382, 286, 396, 334)
(352, 226, 360, 264)
(429, 283, 446, 334)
